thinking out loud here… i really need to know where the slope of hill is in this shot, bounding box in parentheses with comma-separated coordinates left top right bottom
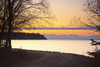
(3, 33, 47, 40)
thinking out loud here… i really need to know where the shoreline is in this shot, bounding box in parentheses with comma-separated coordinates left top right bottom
(0, 49, 92, 67)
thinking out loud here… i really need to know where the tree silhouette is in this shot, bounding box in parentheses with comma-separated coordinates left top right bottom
(0, 0, 49, 50)
(83, 0, 100, 32)
(73, 0, 100, 32)
(72, 1, 100, 66)
(84, 0, 100, 66)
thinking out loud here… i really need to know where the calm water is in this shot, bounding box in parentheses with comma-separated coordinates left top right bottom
(12, 40, 97, 56)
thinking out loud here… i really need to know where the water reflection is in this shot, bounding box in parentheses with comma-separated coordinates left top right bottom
(12, 40, 96, 56)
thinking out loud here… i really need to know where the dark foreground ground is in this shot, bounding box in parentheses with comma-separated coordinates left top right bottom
(0, 49, 93, 67)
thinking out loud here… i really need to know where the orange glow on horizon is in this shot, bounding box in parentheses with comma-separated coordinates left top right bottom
(14, 30, 100, 36)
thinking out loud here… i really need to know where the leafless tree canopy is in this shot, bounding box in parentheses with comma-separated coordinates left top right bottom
(85, 0, 100, 32)
(0, 0, 49, 29)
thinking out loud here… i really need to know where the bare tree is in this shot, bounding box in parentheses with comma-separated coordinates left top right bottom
(83, 1, 100, 66)
(72, 0, 100, 32)
(0, 0, 50, 50)
(84, 0, 100, 32)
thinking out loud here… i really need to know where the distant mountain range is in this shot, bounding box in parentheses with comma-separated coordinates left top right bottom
(2, 33, 47, 40)
(44, 34, 100, 40)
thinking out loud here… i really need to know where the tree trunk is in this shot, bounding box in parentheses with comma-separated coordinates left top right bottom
(7, 0, 12, 50)
(0, 24, 5, 47)
(8, 22, 12, 50)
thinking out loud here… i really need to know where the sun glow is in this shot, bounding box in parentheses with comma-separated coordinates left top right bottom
(14, 30, 100, 36)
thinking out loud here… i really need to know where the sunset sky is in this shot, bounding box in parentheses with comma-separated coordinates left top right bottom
(18, 0, 100, 36)
(49, 0, 86, 27)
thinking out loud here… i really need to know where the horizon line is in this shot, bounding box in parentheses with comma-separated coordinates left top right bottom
(19, 27, 95, 30)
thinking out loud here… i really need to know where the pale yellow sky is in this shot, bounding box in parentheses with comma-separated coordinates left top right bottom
(49, 0, 87, 27)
